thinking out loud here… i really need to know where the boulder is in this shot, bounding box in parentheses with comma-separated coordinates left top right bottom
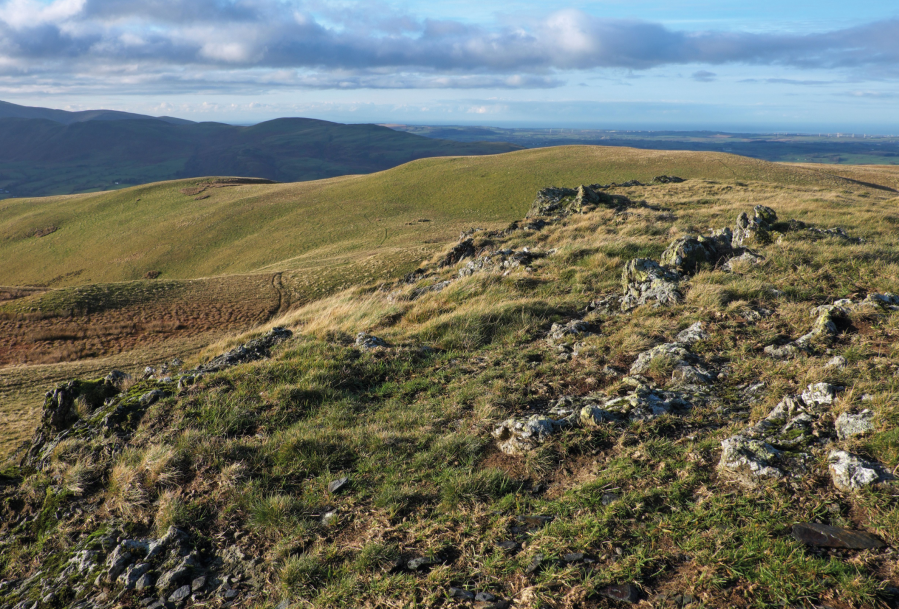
(835, 411, 875, 440)
(620, 259, 683, 310)
(718, 435, 784, 485)
(355, 333, 389, 351)
(828, 450, 886, 492)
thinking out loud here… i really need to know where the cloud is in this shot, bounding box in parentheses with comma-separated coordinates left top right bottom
(1, 1, 899, 92)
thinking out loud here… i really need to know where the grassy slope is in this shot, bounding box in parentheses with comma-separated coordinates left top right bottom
(0, 146, 862, 288)
(2, 159, 899, 608)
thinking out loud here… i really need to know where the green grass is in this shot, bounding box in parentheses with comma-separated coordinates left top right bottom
(3, 149, 899, 607)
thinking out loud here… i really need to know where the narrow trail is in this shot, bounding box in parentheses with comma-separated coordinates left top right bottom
(269, 272, 291, 320)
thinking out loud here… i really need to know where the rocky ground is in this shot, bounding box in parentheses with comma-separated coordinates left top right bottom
(2, 176, 898, 608)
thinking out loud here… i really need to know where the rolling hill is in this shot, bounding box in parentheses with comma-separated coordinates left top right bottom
(0, 106, 520, 197)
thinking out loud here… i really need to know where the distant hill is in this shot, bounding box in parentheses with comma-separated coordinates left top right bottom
(0, 104, 521, 197)
(0, 100, 192, 125)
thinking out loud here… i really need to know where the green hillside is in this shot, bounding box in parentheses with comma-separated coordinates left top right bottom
(0, 117, 520, 198)
(0, 146, 866, 289)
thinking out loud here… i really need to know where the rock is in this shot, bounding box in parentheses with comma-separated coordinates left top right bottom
(139, 389, 169, 407)
(69, 550, 100, 575)
(835, 411, 875, 440)
(327, 477, 349, 494)
(105, 545, 135, 581)
(764, 343, 800, 359)
(524, 554, 544, 575)
(191, 576, 206, 592)
(492, 414, 571, 455)
(495, 541, 520, 552)
(675, 322, 707, 346)
(439, 239, 476, 267)
(407, 556, 436, 571)
(135, 573, 155, 591)
(449, 587, 475, 600)
(861, 292, 899, 311)
(223, 589, 238, 599)
(155, 556, 197, 593)
(321, 511, 338, 525)
(104, 370, 131, 388)
(598, 583, 641, 604)
(722, 251, 765, 272)
(791, 523, 884, 549)
(732, 206, 777, 247)
(825, 355, 848, 369)
(527, 186, 577, 217)
(652, 175, 685, 184)
(195, 327, 293, 373)
(546, 319, 596, 342)
(169, 585, 191, 603)
(475, 592, 497, 602)
(629, 341, 715, 385)
(120, 563, 151, 589)
(801, 383, 837, 406)
(562, 552, 584, 563)
(660, 235, 726, 274)
(796, 305, 848, 346)
(620, 258, 683, 310)
(146, 527, 187, 561)
(355, 333, 389, 351)
(718, 435, 784, 485)
(828, 450, 885, 491)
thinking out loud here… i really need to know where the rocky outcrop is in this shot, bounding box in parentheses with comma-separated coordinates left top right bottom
(733, 205, 777, 247)
(526, 185, 626, 217)
(195, 327, 292, 373)
(620, 258, 683, 310)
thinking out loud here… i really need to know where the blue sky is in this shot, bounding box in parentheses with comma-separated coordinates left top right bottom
(0, 0, 898, 131)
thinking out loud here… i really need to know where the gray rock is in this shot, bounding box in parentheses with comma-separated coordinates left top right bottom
(223, 589, 238, 599)
(828, 450, 885, 491)
(524, 554, 544, 575)
(492, 415, 571, 455)
(835, 410, 875, 440)
(155, 556, 197, 592)
(801, 383, 837, 406)
(139, 390, 169, 407)
(718, 435, 784, 485)
(629, 341, 715, 385)
(69, 550, 100, 575)
(105, 545, 135, 581)
(135, 573, 155, 591)
(168, 585, 191, 603)
(791, 523, 884, 549)
(439, 239, 476, 267)
(407, 556, 436, 571)
(195, 327, 293, 373)
(620, 258, 682, 310)
(764, 343, 800, 359)
(475, 592, 497, 602)
(191, 576, 206, 592)
(675, 322, 707, 346)
(327, 477, 349, 494)
(355, 332, 389, 351)
(104, 370, 131, 388)
(722, 251, 765, 272)
(546, 319, 596, 342)
(825, 355, 848, 369)
(146, 527, 187, 561)
(449, 587, 475, 600)
(120, 563, 151, 589)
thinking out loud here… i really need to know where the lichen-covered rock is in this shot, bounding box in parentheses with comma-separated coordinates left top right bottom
(732, 206, 777, 247)
(578, 383, 692, 424)
(675, 322, 707, 346)
(801, 383, 837, 406)
(526, 185, 622, 217)
(718, 436, 784, 485)
(660, 233, 733, 274)
(629, 331, 715, 386)
(828, 450, 884, 491)
(355, 332, 389, 351)
(547, 320, 596, 342)
(835, 410, 875, 440)
(722, 251, 765, 272)
(620, 258, 682, 310)
(492, 415, 571, 455)
(796, 305, 848, 346)
(459, 248, 542, 278)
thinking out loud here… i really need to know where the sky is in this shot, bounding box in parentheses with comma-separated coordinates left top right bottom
(0, 0, 898, 131)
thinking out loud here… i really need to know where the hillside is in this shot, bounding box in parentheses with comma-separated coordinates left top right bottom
(0, 100, 191, 125)
(2, 148, 899, 608)
(0, 116, 519, 198)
